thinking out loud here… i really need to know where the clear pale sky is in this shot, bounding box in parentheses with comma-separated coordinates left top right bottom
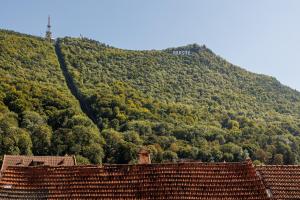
(1, 0, 299, 91)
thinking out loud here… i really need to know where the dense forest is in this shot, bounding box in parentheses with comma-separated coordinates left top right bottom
(58, 37, 300, 165)
(1, 30, 300, 165)
(0, 30, 104, 164)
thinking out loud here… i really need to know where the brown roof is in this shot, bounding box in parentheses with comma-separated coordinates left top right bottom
(256, 165, 300, 200)
(0, 155, 76, 172)
(0, 160, 270, 199)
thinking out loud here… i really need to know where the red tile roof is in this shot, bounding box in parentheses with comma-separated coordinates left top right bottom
(0, 160, 270, 199)
(0, 155, 76, 172)
(256, 165, 300, 200)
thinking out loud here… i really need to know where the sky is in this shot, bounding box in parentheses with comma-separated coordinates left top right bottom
(1, 0, 300, 91)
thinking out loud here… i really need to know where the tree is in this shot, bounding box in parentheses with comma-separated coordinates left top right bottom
(255, 149, 270, 164)
(273, 154, 284, 165)
(21, 111, 52, 155)
(162, 150, 178, 162)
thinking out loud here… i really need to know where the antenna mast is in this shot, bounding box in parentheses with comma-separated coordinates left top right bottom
(45, 15, 52, 41)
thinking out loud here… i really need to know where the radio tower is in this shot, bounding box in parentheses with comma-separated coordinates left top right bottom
(45, 15, 52, 41)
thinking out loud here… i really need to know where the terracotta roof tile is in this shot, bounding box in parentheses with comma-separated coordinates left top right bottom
(0, 160, 270, 199)
(0, 155, 76, 172)
(256, 165, 300, 200)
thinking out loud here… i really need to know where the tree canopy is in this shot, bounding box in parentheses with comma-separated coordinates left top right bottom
(57, 37, 300, 164)
(0, 30, 104, 164)
(1, 30, 300, 165)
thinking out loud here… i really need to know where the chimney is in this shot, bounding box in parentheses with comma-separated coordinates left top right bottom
(138, 148, 151, 164)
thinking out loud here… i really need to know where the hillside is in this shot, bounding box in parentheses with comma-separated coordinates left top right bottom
(0, 30, 104, 164)
(57, 37, 300, 164)
(1, 30, 300, 165)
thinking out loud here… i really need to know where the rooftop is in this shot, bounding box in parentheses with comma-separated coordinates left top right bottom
(0, 155, 76, 173)
(0, 155, 299, 199)
(256, 165, 300, 199)
(0, 160, 270, 199)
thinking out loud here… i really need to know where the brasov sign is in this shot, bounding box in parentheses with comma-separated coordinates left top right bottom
(172, 50, 191, 55)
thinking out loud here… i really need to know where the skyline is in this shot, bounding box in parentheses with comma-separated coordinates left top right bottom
(1, 0, 300, 91)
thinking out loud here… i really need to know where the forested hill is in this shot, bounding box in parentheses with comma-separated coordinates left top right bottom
(58, 37, 300, 164)
(1, 30, 300, 165)
(0, 30, 104, 164)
